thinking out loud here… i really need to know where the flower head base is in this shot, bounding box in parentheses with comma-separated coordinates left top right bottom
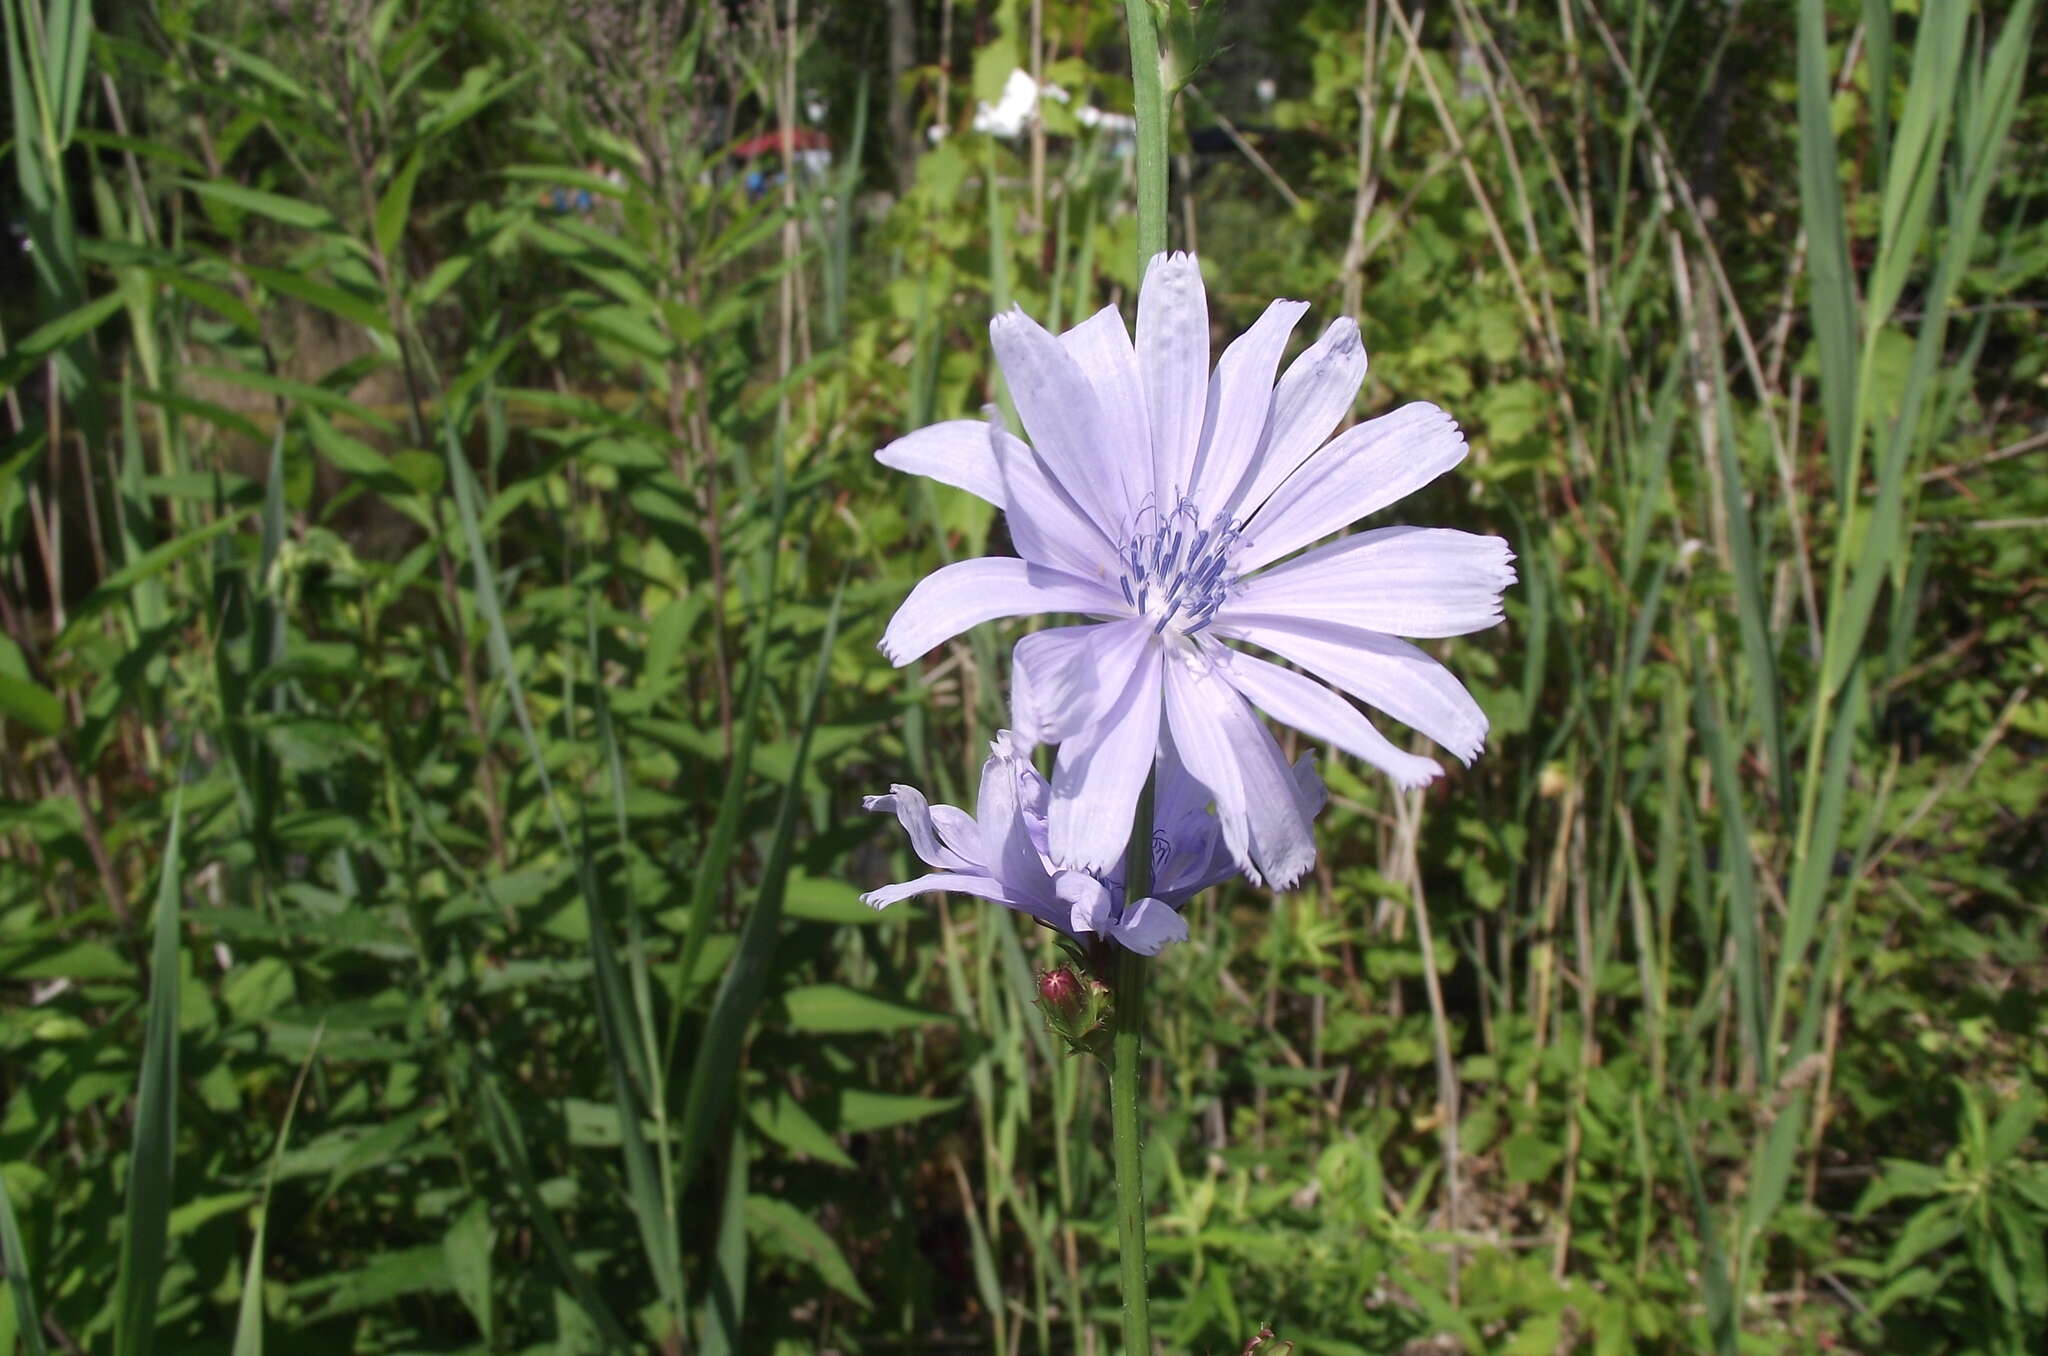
(876, 253, 1514, 888)
(860, 731, 1325, 954)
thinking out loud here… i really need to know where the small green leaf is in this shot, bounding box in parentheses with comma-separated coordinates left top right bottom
(0, 673, 62, 735)
(833, 1089, 960, 1134)
(780, 983, 949, 1035)
(743, 1196, 869, 1308)
(749, 1090, 855, 1169)
(444, 1201, 495, 1343)
(375, 149, 424, 261)
(181, 179, 339, 232)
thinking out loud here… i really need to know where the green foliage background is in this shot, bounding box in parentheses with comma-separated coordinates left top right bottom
(2, 0, 2045, 1352)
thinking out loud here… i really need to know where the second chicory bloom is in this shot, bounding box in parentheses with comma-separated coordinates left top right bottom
(862, 731, 1325, 955)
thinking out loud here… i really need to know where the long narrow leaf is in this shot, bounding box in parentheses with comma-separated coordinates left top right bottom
(0, 1163, 49, 1356)
(674, 582, 846, 1191)
(232, 1026, 324, 1356)
(113, 791, 185, 1356)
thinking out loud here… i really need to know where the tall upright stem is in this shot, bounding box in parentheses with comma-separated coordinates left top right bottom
(1113, 9, 1169, 1350)
(1124, 0, 1169, 267)
(1109, 776, 1155, 1353)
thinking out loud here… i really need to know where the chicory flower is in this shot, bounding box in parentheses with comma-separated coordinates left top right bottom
(876, 253, 1512, 887)
(861, 731, 1325, 955)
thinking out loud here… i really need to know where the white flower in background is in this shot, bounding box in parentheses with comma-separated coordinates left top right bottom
(973, 68, 1069, 140)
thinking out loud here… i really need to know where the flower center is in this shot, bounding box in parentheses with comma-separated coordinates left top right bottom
(1115, 500, 1243, 637)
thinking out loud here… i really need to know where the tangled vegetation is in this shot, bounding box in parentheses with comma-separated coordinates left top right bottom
(1, 0, 2043, 1351)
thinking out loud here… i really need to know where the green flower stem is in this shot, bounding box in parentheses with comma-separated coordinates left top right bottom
(1109, 773, 1155, 1354)
(1124, 0, 1170, 268)
(1113, 7, 1168, 1350)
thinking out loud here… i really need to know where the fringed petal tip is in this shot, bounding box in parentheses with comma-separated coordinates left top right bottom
(1391, 760, 1446, 791)
(988, 304, 1036, 341)
(989, 729, 1031, 760)
(1261, 861, 1311, 892)
(858, 891, 891, 911)
(861, 792, 896, 813)
(1143, 249, 1201, 280)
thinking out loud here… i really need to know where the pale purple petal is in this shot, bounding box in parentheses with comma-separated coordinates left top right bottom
(1228, 317, 1367, 517)
(876, 419, 1006, 507)
(1228, 527, 1515, 638)
(976, 743, 1058, 911)
(1058, 304, 1151, 517)
(1235, 402, 1467, 574)
(1161, 650, 1315, 888)
(1011, 625, 1100, 747)
(1011, 620, 1152, 745)
(862, 870, 1014, 910)
(1150, 749, 1326, 904)
(1112, 897, 1189, 954)
(1215, 614, 1489, 764)
(1290, 752, 1330, 820)
(990, 307, 1133, 534)
(1137, 252, 1210, 505)
(1047, 644, 1164, 873)
(1058, 871, 1113, 936)
(1009, 646, 1049, 754)
(929, 804, 982, 862)
(863, 786, 975, 870)
(1209, 645, 1444, 789)
(991, 425, 1123, 581)
(879, 557, 1120, 666)
(1188, 299, 1308, 511)
(1148, 742, 1236, 902)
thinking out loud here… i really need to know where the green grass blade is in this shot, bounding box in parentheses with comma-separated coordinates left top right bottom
(669, 585, 776, 1035)
(674, 581, 845, 1191)
(113, 789, 185, 1356)
(232, 1026, 325, 1356)
(0, 1161, 49, 1356)
(1710, 361, 1789, 814)
(1770, 663, 1867, 1058)
(1679, 1126, 1739, 1356)
(576, 807, 688, 1326)
(700, 1124, 750, 1356)
(1796, 0, 1859, 488)
(444, 421, 688, 1323)
(668, 453, 789, 1055)
(1695, 675, 1765, 1085)
(473, 1069, 634, 1348)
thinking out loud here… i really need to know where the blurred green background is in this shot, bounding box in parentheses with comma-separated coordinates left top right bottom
(2, 0, 2044, 1351)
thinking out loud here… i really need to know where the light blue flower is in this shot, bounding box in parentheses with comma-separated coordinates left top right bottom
(861, 732, 1325, 955)
(876, 253, 1514, 887)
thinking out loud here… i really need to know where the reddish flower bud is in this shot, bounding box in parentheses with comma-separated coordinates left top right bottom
(1037, 966, 1085, 1017)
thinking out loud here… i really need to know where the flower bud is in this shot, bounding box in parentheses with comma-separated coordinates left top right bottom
(1034, 965, 1112, 1057)
(1037, 966, 1085, 1018)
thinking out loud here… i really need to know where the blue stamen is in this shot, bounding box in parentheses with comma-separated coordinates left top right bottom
(1113, 503, 1243, 637)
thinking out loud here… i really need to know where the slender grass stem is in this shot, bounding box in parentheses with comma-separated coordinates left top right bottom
(1109, 775, 1156, 1354)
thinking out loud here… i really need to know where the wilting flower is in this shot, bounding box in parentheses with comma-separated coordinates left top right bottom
(861, 731, 1325, 955)
(876, 253, 1514, 887)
